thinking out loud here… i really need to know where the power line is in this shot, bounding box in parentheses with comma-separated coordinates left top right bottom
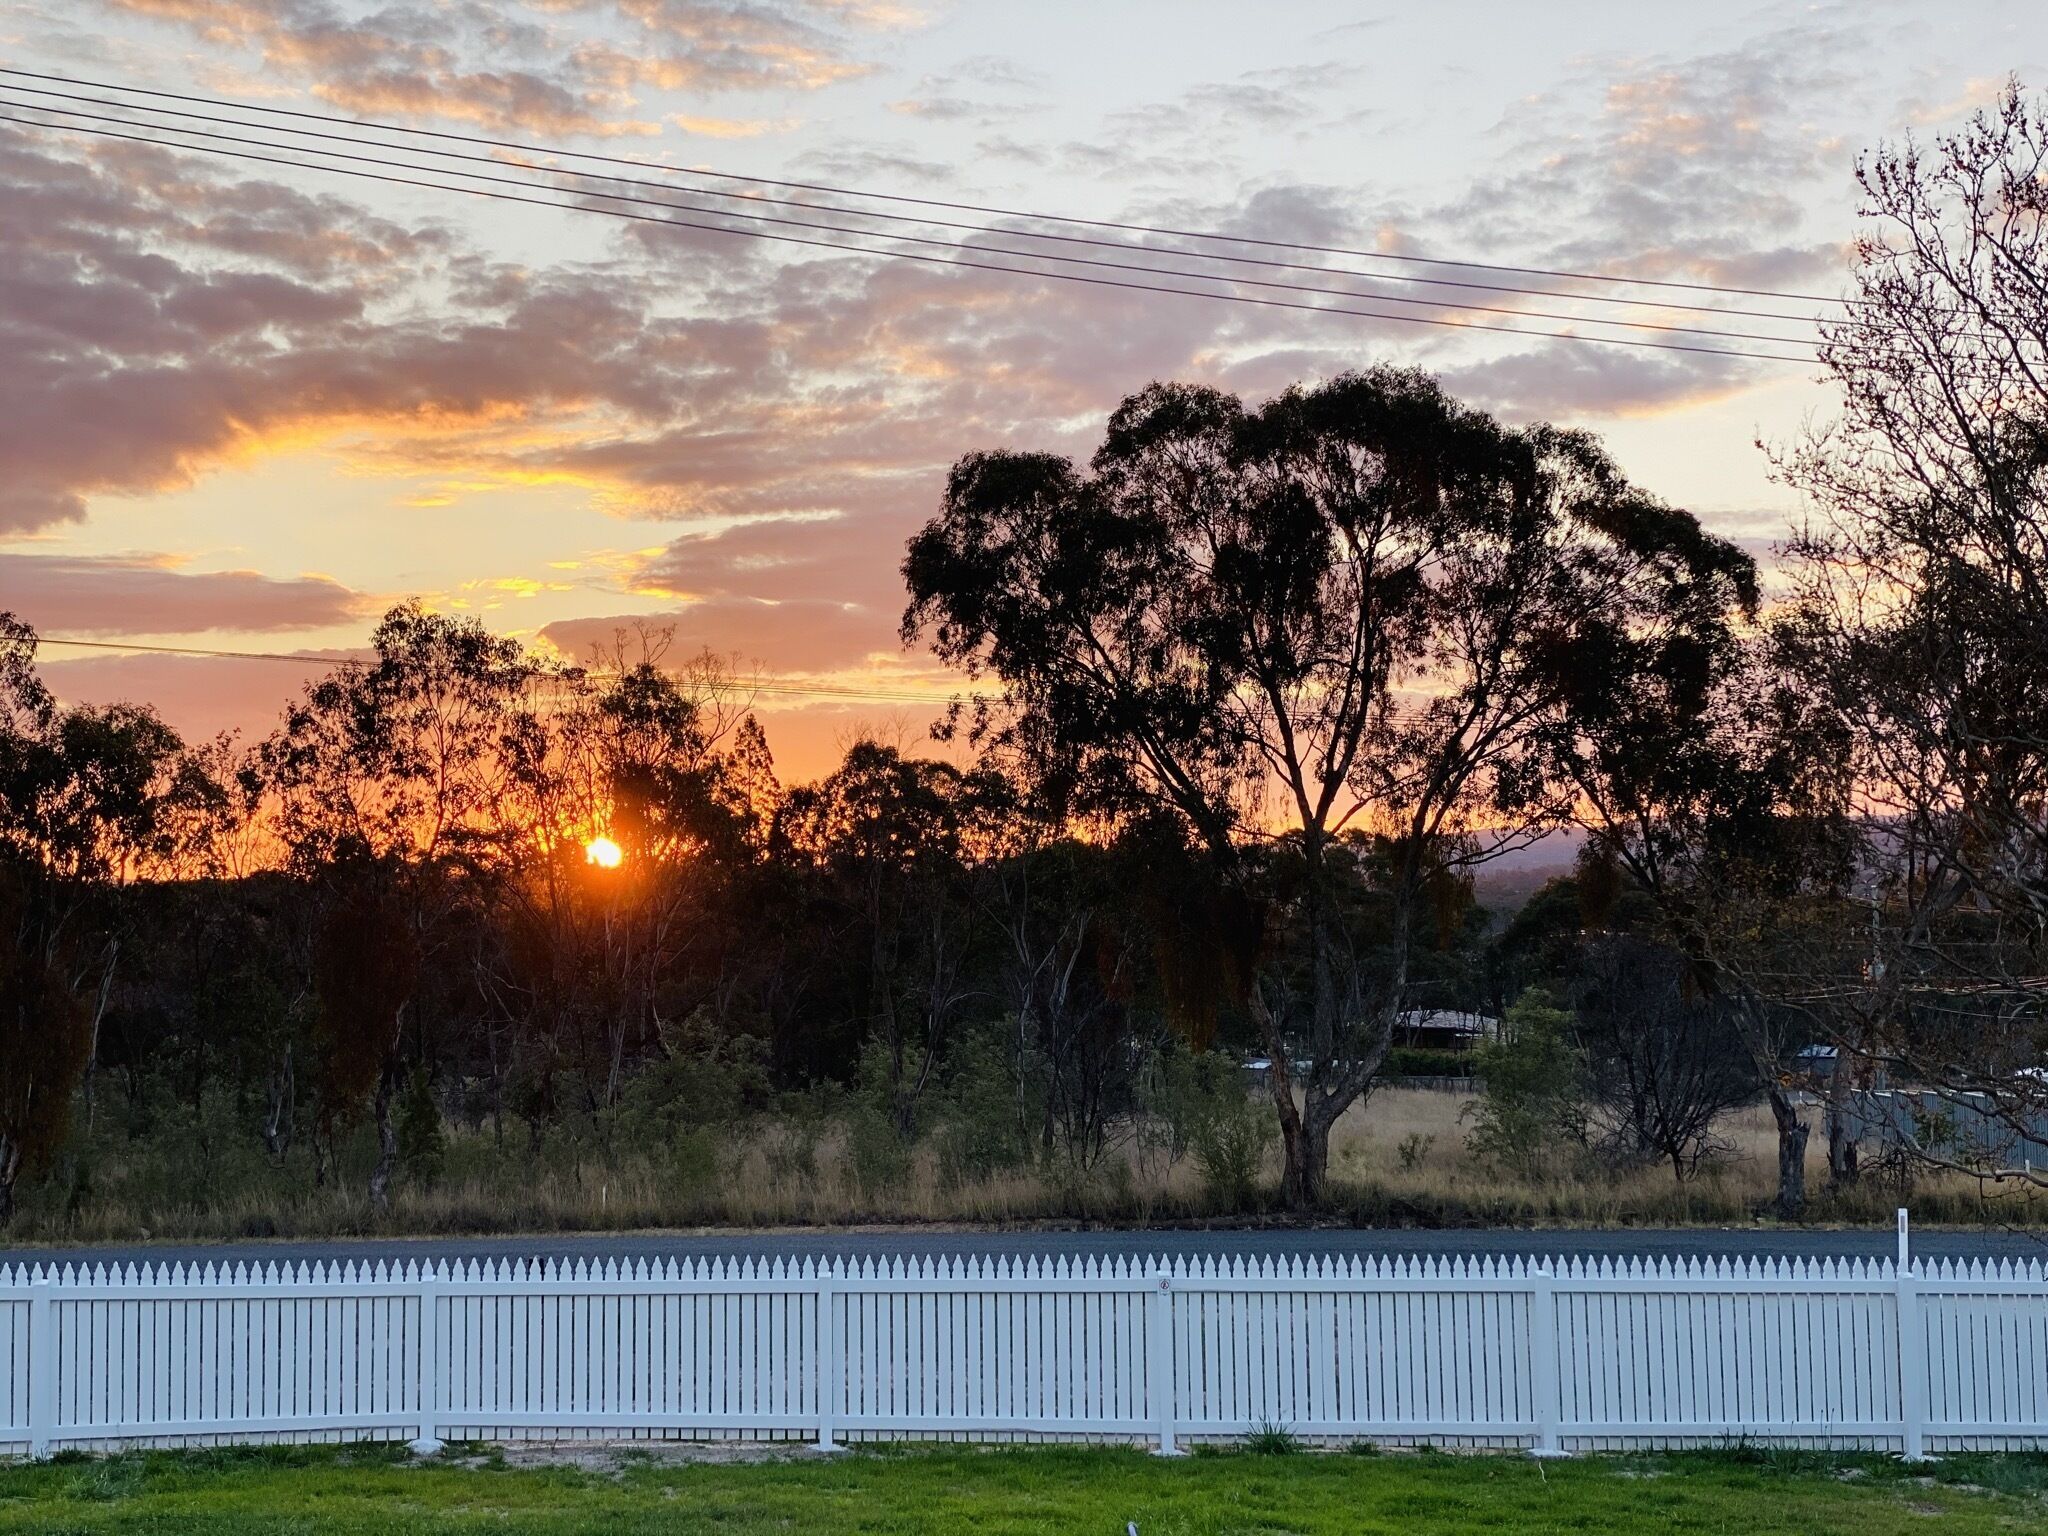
(28, 636, 1786, 737)
(32, 635, 966, 705)
(0, 65, 1870, 310)
(0, 111, 1826, 366)
(0, 95, 1837, 351)
(0, 77, 1881, 334)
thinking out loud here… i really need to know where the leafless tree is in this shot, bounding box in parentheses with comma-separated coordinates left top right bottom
(1775, 79, 2048, 1187)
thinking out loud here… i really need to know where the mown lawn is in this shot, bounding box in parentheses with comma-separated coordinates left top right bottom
(1, 1441, 2044, 1535)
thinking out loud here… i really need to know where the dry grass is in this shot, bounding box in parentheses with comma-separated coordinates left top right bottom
(12, 1088, 2042, 1245)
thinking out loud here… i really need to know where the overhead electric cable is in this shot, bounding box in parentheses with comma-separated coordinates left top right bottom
(0, 64, 1873, 309)
(32, 635, 967, 704)
(0, 76, 1896, 334)
(0, 95, 1841, 350)
(29, 636, 1779, 733)
(0, 111, 1828, 365)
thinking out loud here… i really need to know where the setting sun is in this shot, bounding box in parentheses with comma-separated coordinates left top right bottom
(584, 836, 623, 869)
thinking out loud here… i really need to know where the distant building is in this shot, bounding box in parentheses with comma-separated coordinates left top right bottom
(1394, 1010, 1499, 1050)
(1790, 1044, 1838, 1087)
(1241, 1009, 1500, 1087)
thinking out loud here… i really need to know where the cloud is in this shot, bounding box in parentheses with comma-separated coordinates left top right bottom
(789, 142, 957, 183)
(668, 113, 800, 138)
(94, 0, 902, 136)
(1109, 62, 1359, 140)
(1437, 345, 1781, 423)
(1428, 23, 1869, 290)
(0, 131, 720, 531)
(1903, 73, 2014, 127)
(888, 54, 1049, 126)
(2, 9, 1834, 695)
(0, 552, 370, 636)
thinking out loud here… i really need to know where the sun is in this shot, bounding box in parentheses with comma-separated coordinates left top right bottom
(584, 836, 623, 869)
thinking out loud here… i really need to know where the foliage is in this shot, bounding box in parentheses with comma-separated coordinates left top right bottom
(1382, 1047, 1473, 1079)
(1769, 80, 2048, 1194)
(1571, 935, 1755, 1182)
(396, 1068, 446, 1189)
(904, 369, 1756, 1209)
(1142, 1046, 1273, 1207)
(1467, 992, 1589, 1180)
(1242, 1421, 1303, 1455)
(0, 610, 220, 1224)
(929, 1024, 1035, 1187)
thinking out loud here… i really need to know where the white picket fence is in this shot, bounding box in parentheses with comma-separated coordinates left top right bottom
(3, 1250, 2045, 1459)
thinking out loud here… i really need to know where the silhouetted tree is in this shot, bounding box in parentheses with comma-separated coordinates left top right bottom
(1572, 933, 1757, 1182)
(777, 741, 992, 1138)
(0, 614, 202, 1222)
(904, 370, 1755, 1206)
(263, 602, 533, 1209)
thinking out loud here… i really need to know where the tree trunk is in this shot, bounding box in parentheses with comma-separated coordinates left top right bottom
(262, 1043, 295, 1164)
(1252, 988, 1342, 1211)
(1825, 1049, 1860, 1189)
(368, 1063, 399, 1213)
(1279, 1098, 1337, 1211)
(0, 1136, 18, 1228)
(1768, 1085, 1809, 1220)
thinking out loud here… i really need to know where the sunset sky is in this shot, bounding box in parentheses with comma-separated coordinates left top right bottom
(1, 0, 2043, 781)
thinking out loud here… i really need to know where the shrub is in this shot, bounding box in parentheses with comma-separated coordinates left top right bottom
(844, 1040, 916, 1193)
(1466, 990, 1588, 1180)
(1136, 1041, 1272, 1207)
(397, 1067, 446, 1188)
(1396, 1132, 1435, 1172)
(1383, 1046, 1473, 1079)
(932, 1025, 1034, 1186)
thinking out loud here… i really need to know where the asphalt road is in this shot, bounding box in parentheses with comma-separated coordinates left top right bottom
(5, 1224, 2042, 1271)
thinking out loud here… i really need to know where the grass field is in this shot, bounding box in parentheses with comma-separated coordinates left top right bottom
(1, 1441, 2044, 1535)
(17, 1086, 2040, 1244)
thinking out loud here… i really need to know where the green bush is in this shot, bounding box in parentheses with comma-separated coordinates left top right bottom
(1383, 1046, 1474, 1079)
(606, 1012, 770, 1195)
(932, 1025, 1034, 1186)
(1466, 991, 1588, 1181)
(1146, 1046, 1272, 1208)
(844, 1039, 916, 1193)
(397, 1068, 446, 1188)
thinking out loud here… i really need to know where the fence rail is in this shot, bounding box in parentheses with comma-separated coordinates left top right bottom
(4, 1250, 2045, 1458)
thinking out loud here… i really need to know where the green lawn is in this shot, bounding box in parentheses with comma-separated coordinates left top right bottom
(1, 1441, 2044, 1535)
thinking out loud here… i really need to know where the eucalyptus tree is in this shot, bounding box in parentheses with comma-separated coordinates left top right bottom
(903, 369, 1754, 1206)
(0, 613, 203, 1222)
(775, 740, 995, 1140)
(261, 601, 535, 1207)
(485, 649, 772, 1126)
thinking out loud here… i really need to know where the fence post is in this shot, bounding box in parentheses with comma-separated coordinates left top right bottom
(27, 1275, 56, 1460)
(816, 1269, 844, 1452)
(1896, 1209, 1931, 1461)
(411, 1266, 445, 1456)
(1148, 1274, 1181, 1456)
(1527, 1266, 1566, 1457)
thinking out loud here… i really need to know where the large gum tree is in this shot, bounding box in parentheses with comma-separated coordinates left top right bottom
(903, 368, 1754, 1207)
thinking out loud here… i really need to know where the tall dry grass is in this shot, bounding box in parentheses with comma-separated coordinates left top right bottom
(10, 1088, 2041, 1245)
